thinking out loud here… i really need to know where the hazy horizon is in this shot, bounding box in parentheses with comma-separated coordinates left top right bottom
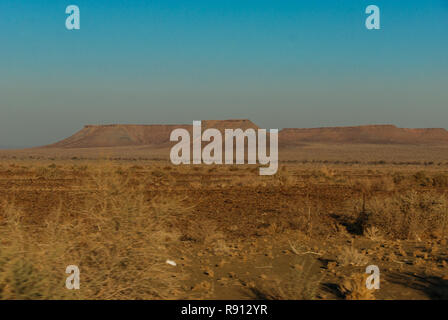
(1, 0, 447, 148)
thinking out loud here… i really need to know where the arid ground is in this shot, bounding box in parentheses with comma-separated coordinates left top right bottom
(1, 144, 448, 299)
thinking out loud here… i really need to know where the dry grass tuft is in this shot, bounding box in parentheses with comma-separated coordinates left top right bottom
(246, 257, 324, 300)
(337, 246, 369, 267)
(364, 226, 383, 241)
(339, 273, 375, 300)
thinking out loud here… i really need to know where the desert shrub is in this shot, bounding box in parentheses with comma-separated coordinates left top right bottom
(72, 165, 89, 177)
(370, 177, 395, 192)
(392, 172, 405, 185)
(319, 166, 335, 178)
(311, 166, 336, 181)
(276, 171, 297, 187)
(414, 171, 432, 186)
(364, 226, 383, 241)
(34, 166, 64, 179)
(364, 191, 448, 240)
(432, 174, 448, 187)
(337, 246, 368, 267)
(246, 257, 324, 300)
(179, 219, 222, 244)
(0, 203, 66, 299)
(284, 202, 334, 238)
(151, 169, 166, 177)
(351, 179, 373, 194)
(0, 169, 186, 299)
(339, 273, 375, 300)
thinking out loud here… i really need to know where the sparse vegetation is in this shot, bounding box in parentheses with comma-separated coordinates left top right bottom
(339, 273, 376, 300)
(0, 167, 185, 299)
(1, 160, 448, 299)
(337, 246, 369, 267)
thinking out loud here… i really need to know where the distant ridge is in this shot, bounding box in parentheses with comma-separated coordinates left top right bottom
(279, 125, 448, 146)
(42, 121, 448, 149)
(44, 120, 259, 148)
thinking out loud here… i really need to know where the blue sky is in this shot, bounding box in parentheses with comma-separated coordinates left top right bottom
(0, 0, 447, 147)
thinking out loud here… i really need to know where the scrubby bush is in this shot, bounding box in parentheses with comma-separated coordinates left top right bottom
(0, 169, 186, 299)
(363, 191, 448, 240)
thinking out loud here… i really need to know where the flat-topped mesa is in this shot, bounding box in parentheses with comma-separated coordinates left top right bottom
(44, 119, 260, 149)
(43, 122, 448, 149)
(279, 124, 448, 145)
(202, 119, 260, 130)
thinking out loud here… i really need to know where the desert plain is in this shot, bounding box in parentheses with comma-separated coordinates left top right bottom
(0, 120, 447, 300)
